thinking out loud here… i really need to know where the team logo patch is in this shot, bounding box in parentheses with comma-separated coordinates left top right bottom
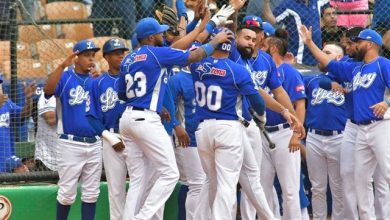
(211, 67, 226, 77)
(311, 88, 345, 106)
(252, 70, 267, 87)
(100, 87, 118, 112)
(69, 85, 89, 106)
(135, 54, 147, 62)
(0, 196, 12, 220)
(0, 113, 10, 128)
(353, 72, 377, 91)
(295, 85, 305, 92)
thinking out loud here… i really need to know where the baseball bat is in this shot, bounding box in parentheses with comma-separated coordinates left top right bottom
(249, 108, 276, 149)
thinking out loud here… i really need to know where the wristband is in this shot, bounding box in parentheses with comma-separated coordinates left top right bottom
(385, 99, 390, 107)
(205, 21, 216, 34)
(280, 108, 289, 115)
(201, 43, 215, 56)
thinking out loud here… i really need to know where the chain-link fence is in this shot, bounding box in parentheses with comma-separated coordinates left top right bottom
(0, 0, 388, 183)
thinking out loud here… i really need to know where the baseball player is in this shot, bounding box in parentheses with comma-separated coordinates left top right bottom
(43, 40, 102, 220)
(320, 28, 390, 220)
(300, 26, 390, 220)
(85, 38, 128, 220)
(304, 42, 347, 220)
(189, 27, 270, 220)
(167, 68, 205, 220)
(260, 34, 306, 220)
(0, 75, 35, 173)
(35, 92, 57, 171)
(117, 17, 231, 220)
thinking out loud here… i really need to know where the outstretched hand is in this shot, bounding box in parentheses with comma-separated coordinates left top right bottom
(299, 25, 313, 45)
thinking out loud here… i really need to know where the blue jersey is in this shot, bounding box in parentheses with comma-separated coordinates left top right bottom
(249, 50, 282, 90)
(86, 72, 126, 130)
(326, 57, 390, 123)
(0, 100, 22, 172)
(273, 0, 328, 65)
(229, 47, 258, 121)
(54, 68, 96, 137)
(168, 70, 198, 146)
(266, 63, 306, 126)
(118, 45, 190, 114)
(189, 57, 258, 121)
(304, 75, 348, 130)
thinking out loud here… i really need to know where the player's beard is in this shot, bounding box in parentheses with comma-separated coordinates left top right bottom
(355, 46, 367, 62)
(237, 45, 253, 59)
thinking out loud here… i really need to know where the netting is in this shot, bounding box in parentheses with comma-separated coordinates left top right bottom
(0, 0, 388, 182)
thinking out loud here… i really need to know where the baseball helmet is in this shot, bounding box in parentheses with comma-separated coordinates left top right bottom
(102, 38, 129, 54)
(209, 27, 235, 53)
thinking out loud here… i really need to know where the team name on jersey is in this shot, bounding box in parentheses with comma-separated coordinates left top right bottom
(251, 70, 267, 87)
(195, 62, 227, 78)
(100, 87, 119, 112)
(311, 88, 345, 106)
(0, 112, 10, 127)
(352, 72, 377, 91)
(69, 85, 89, 106)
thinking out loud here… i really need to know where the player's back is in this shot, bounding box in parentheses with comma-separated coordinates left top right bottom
(190, 57, 257, 122)
(119, 45, 189, 113)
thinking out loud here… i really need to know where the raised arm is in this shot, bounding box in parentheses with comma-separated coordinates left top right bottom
(43, 53, 76, 96)
(299, 25, 331, 67)
(263, 0, 276, 25)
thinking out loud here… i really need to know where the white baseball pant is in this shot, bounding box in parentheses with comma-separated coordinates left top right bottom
(306, 131, 343, 220)
(355, 120, 390, 220)
(120, 107, 179, 220)
(181, 146, 206, 220)
(102, 133, 128, 220)
(260, 126, 301, 220)
(194, 119, 244, 220)
(373, 167, 390, 220)
(240, 121, 277, 220)
(56, 138, 102, 205)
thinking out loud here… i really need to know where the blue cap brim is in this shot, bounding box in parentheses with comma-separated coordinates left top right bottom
(158, 24, 170, 35)
(75, 48, 101, 54)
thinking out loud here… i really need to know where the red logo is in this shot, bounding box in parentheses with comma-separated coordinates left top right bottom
(135, 54, 147, 62)
(211, 67, 226, 76)
(0, 196, 12, 220)
(296, 85, 305, 92)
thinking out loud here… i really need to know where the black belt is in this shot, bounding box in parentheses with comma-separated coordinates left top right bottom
(309, 128, 343, 136)
(59, 134, 98, 143)
(131, 106, 147, 111)
(265, 123, 290, 133)
(355, 119, 381, 125)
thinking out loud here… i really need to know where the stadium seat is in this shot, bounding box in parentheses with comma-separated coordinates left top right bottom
(17, 42, 32, 59)
(61, 23, 94, 41)
(46, 58, 66, 73)
(89, 36, 119, 61)
(0, 41, 10, 64)
(45, 1, 88, 20)
(36, 39, 75, 62)
(18, 25, 58, 44)
(2, 59, 46, 79)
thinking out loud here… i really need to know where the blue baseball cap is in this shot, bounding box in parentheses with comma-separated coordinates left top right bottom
(102, 38, 129, 54)
(242, 15, 263, 30)
(135, 17, 169, 40)
(5, 155, 23, 172)
(351, 29, 383, 46)
(262, 22, 275, 37)
(73, 40, 100, 54)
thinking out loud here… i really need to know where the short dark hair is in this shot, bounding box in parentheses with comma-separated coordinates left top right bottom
(267, 28, 289, 56)
(345, 27, 364, 39)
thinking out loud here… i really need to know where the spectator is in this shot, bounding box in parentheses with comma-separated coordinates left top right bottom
(330, 0, 368, 27)
(5, 155, 29, 173)
(321, 5, 347, 46)
(263, 0, 329, 66)
(0, 76, 36, 173)
(34, 92, 57, 171)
